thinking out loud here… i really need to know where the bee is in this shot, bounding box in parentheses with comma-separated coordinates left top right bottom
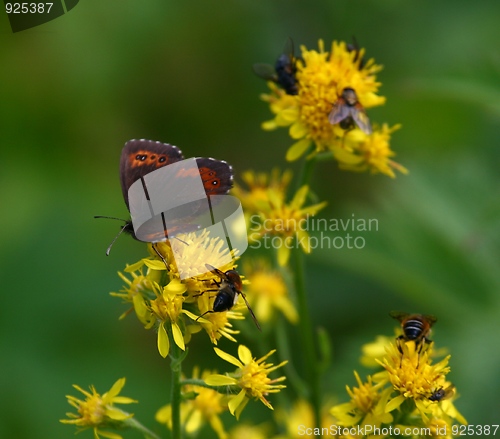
(253, 37, 298, 95)
(197, 264, 261, 331)
(328, 87, 372, 134)
(429, 384, 455, 402)
(390, 311, 437, 345)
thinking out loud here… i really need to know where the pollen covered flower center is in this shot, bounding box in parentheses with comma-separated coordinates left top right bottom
(238, 361, 271, 398)
(78, 395, 106, 425)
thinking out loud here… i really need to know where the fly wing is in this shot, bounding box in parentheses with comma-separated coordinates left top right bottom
(252, 63, 278, 81)
(350, 104, 372, 134)
(328, 99, 350, 125)
(389, 311, 409, 322)
(205, 263, 229, 281)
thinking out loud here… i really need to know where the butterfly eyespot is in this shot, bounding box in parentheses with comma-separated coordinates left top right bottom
(136, 154, 148, 161)
(212, 181, 218, 185)
(159, 156, 166, 163)
(150, 155, 156, 160)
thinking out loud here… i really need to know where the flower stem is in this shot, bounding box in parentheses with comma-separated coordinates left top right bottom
(293, 154, 326, 426)
(295, 151, 332, 191)
(124, 416, 162, 439)
(293, 246, 322, 429)
(169, 335, 183, 439)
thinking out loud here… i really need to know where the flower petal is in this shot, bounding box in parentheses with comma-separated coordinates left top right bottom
(237, 345, 253, 364)
(105, 378, 126, 400)
(385, 395, 405, 412)
(289, 121, 309, 139)
(204, 374, 238, 386)
(158, 323, 170, 358)
(277, 244, 291, 267)
(171, 322, 185, 351)
(228, 389, 247, 417)
(214, 347, 243, 368)
(286, 139, 311, 162)
(96, 430, 123, 439)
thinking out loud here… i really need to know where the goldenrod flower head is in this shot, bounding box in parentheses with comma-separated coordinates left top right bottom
(114, 230, 248, 351)
(196, 290, 243, 344)
(60, 378, 137, 439)
(229, 423, 270, 439)
(360, 335, 394, 368)
(110, 260, 159, 327)
(147, 230, 235, 280)
(235, 170, 326, 266)
(330, 371, 393, 428)
(374, 340, 466, 425)
(333, 123, 407, 177)
(259, 40, 405, 176)
(243, 259, 298, 324)
(377, 341, 450, 402)
(156, 368, 229, 439)
(275, 399, 336, 439)
(204, 345, 288, 419)
(261, 40, 383, 154)
(232, 168, 293, 213)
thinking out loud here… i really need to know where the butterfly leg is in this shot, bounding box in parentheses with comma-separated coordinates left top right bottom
(152, 243, 169, 271)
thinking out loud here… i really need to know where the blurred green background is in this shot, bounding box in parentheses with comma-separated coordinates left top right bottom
(1, 1, 499, 437)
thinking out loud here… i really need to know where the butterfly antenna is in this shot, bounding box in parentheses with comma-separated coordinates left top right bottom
(94, 215, 128, 221)
(105, 223, 129, 256)
(94, 216, 130, 256)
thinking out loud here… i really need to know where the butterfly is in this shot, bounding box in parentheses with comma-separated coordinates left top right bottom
(96, 139, 233, 255)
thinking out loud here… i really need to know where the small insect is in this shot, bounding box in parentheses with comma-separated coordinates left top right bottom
(346, 36, 366, 69)
(429, 384, 455, 402)
(328, 87, 372, 134)
(197, 264, 261, 331)
(390, 311, 437, 345)
(253, 37, 298, 95)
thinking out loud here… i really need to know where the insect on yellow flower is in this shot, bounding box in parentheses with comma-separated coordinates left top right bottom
(258, 39, 407, 177)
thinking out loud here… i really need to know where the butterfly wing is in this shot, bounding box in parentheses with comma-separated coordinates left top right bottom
(120, 139, 184, 209)
(196, 157, 233, 197)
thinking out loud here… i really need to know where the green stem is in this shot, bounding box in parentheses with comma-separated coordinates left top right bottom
(169, 336, 183, 439)
(293, 153, 330, 426)
(295, 151, 333, 191)
(180, 378, 217, 389)
(275, 313, 309, 399)
(293, 246, 322, 429)
(124, 416, 162, 439)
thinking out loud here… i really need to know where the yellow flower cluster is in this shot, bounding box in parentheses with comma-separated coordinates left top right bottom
(233, 169, 327, 266)
(60, 378, 137, 439)
(260, 40, 407, 177)
(112, 231, 248, 356)
(330, 318, 466, 438)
